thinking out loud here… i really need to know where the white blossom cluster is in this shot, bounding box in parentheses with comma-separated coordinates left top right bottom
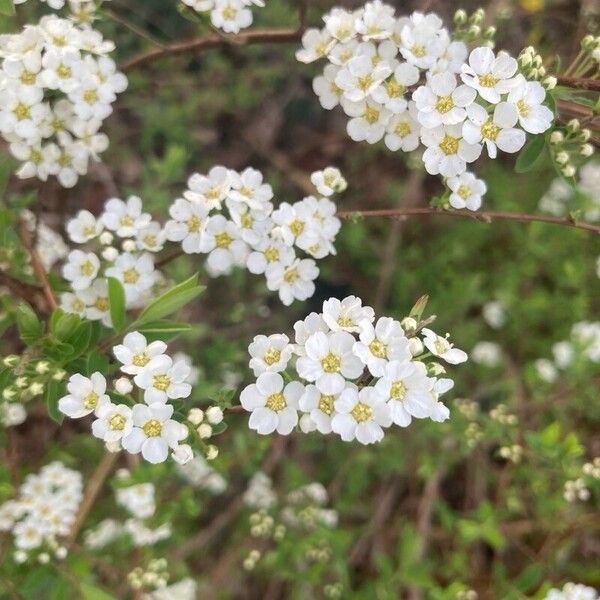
(0, 461, 81, 562)
(21, 208, 69, 270)
(535, 321, 600, 383)
(57, 331, 197, 464)
(539, 161, 600, 222)
(14, 0, 106, 21)
(61, 196, 165, 324)
(297, 2, 555, 210)
(240, 295, 467, 445)
(164, 165, 345, 305)
(85, 480, 171, 548)
(544, 583, 598, 600)
(181, 0, 265, 34)
(0, 15, 127, 187)
(176, 454, 227, 493)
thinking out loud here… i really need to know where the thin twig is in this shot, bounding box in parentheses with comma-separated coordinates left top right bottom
(556, 75, 600, 91)
(18, 218, 58, 311)
(67, 452, 119, 546)
(337, 207, 600, 234)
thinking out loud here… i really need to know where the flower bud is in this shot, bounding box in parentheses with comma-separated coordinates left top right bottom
(453, 9, 467, 24)
(28, 382, 44, 396)
(187, 407, 204, 425)
(206, 406, 224, 425)
(408, 337, 424, 356)
(580, 143, 594, 157)
(99, 231, 113, 245)
(14, 550, 27, 564)
(484, 26, 496, 39)
(579, 128, 591, 141)
(562, 164, 576, 177)
(518, 53, 532, 67)
(537, 66, 546, 77)
(15, 376, 28, 389)
(3, 355, 20, 368)
(542, 76, 557, 90)
(532, 55, 543, 68)
(467, 24, 481, 38)
(121, 240, 136, 253)
(172, 443, 194, 465)
(206, 444, 219, 460)
(38, 553, 50, 564)
(400, 317, 418, 332)
(101, 247, 118, 262)
(555, 151, 569, 165)
(197, 423, 212, 439)
(567, 119, 580, 132)
(299, 413, 317, 433)
(550, 130, 563, 144)
(115, 377, 133, 394)
(55, 547, 67, 559)
(582, 34, 595, 50)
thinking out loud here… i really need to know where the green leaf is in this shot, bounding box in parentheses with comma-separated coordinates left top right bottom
(46, 379, 65, 424)
(515, 135, 546, 173)
(15, 303, 43, 344)
(134, 274, 204, 326)
(137, 320, 191, 341)
(0, 0, 15, 17)
(107, 277, 126, 331)
(65, 321, 93, 360)
(80, 582, 118, 600)
(86, 350, 109, 376)
(53, 312, 81, 341)
(409, 295, 429, 321)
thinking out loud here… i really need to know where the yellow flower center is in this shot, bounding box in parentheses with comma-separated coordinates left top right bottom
(14, 102, 30, 120)
(385, 79, 406, 98)
(205, 186, 221, 200)
(83, 225, 96, 236)
(20, 70, 36, 85)
(51, 118, 64, 131)
(289, 219, 304, 236)
(52, 35, 67, 47)
(395, 122, 411, 137)
(264, 347, 281, 366)
(240, 213, 253, 229)
(436, 95, 454, 114)
(83, 391, 99, 410)
(120, 215, 134, 227)
(439, 134, 460, 156)
(239, 186, 254, 198)
(283, 267, 298, 283)
(457, 185, 472, 199)
(266, 392, 286, 412)
(30, 149, 42, 164)
(222, 5, 236, 20)
(481, 119, 500, 141)
(94, 297, 109, 311)
(357, 74, 374, 91)
(321, 352, 341, 374)
(79, 260, 95, 277)
(390, 380, 406, 400)
(109, 414, 126, 431)
(369, 339, 387, 359)
(187, 215, 202, 233)
(351, 401, 373, 423)
(123, 267, 139, 284)
(83, 89, 98, 104)
(143, 419, 162, 437)
(56, 64, 72, 79)
(72, 298, 85, 312)
(337, 316, 354, 328)
(153, 374, 171, 391)
(58, 152, 71, 167)
(264, 246, 279, 263)
(411, 44, 426, 58)
(143, 234, 157, 247)
(364, 105, 380, 124)
(479, 73, 498, 87)
(133, 352, 150, 367)
(318, 394, 335, 416)
(215, 231, 233, 248)
(516, 99, 529, 117)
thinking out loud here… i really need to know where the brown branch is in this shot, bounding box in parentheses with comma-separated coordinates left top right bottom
(121, 27, 303, 72)
(67, 452, 120, 546)
(155, 248, 184, 268)
(18, 219, 58, 311)
(337, 207, 600, 234)
(0, 271, 45, 309)
(556, 75, 600, 92)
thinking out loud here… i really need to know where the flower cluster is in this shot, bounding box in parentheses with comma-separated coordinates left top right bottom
(164, 165, 344, 305)
(176, 454, 227, 494)
(0, 15, 127, 187)
(240, 295, 467, 444)
(544, 583, 598, 600)
(181, 0, 264, 34)
(0, 461, 82, 563)
(539, 161, 600, 222)
(57, 331, 195, 464)
(14, 0, 107, 24)
(297, 2, 555, 210)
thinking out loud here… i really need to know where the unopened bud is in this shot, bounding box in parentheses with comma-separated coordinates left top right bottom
(206, 444, 219, 460)
(121, 240, 136, 253)
(3, 355, 20, 368)
(454, 9, 467, 24)
(562, 164, 576, 177)
(187, 407, 204, 425)
(99, 231, 113, 245)
(206, 406, 223, 425)
(555, 151, 569, 165)
(197, 423, 212, 439)
(579, 128, 591, 141)
(567, 119, 580, 132)
(580, 143, 594, 157)
(115, 377, 133, 394)
(101, 247, 118, 262)
(550, 130, 564, 144)
(542, 76, 557, 90)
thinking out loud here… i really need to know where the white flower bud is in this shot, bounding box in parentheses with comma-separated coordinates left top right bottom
(35, 361, 50, 374)
(562, 165, 576, 177)
(28, 382, 44, 396)
(550, 131, 564, 144)
(582, 34, 595, 50)
(579, 128, 591, 141)
(99, 231, 114, 245)
(121, 240, 136, 253)
(428, 362, 446, 376)
(55, 547, 67, 559)
(400, 317, 418, 332)
(206, 444, 219, 460)
(454, 9, 467, 24)
(408, 337, 424, 356)
(518, 53, 532, 67)
(172, 443, 194, 465)
(14, 550, 27, 563)
(206, 406, 224, 425)
(555, 151, 569, 165)
(299, 413, 317, 433)
(542, 76, 557, 90)
(580, 143, 594, 157)
(116, 468, 130, 479)
(38, 552, 50, 564)
(101, 247, 118, 262)
(115, 377, 133, 394)
(567, 119, 580, 132)
(187, 408, 204, 425)
(197, 423, 212, 439)
(468, 24, 481, 37)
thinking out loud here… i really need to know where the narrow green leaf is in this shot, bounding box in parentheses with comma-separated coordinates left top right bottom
(15, 303, 43, 344)
(86, 350, 109, 376)
(409, 295, 429, 321)
(0, 0, 15, 17)
(107, 277, 126, 331)
(53, 313, 81, 341)
(80, 582, 118, 600)
(134, 274, 204, 326)
(46, 379, 65, 424)
(515, 135, 546, 173)
(65, 321, 93, 360)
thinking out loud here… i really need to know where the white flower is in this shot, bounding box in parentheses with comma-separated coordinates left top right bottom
(413, 71, 476, 128)
(133, 355, 192, 404)
(296, 331, 364, 392)
(310, 167, 347, 197)
(323, 8, 357, 43)
(399, 12, 447, 69)
(506, 77, 553, 134)
(385, 101, 421, 151)
(421, 328, 468, 364)
(296, 29, 334, 64)
(471, 341, 502, 367)
(78, 278, 111, 326)
(200, 214, 248, 276)
(483, 300, 505, 329)
(135, 222, 165, 253)
(122, 403, 187, 464)
(40, 49, 82, 94)
(322, 295, 374, 333)
(460, 47, 519, 104)
(66, 209, 103, 243)
(463, 102, 526, 159)
(58, 372, 109, 418)
(60, 291, 87, 316)
(184, 166, 231, 210)
(335, 54, 392, 103)
(447, 171, 487, 211)
(228, 167, 273, 211)
(227, 203, 272, 247)
(113, 331, 168, 375)
(240, 373, 303, 435)
(101, 196, 151, 238)
(271, 202, 314, 248)
(92, 402, 133, 443)
(331, 386, 391, 444)
(313, 64, 343, 110)
(372, 62, 419, 114)
(299, 382, 351, 434)
(353, 317, 411, 376)
(421, 123, 481, 177)
(248, 334, 293, 376)
(164, 198, 208, 253)
(355, 1, 395, 41)
(343, 98, 391, 144)
(210, 0, 252, 34)
(375, 361, 435, 426)
(246, 238, 295, 275)
(265, 258, 319, 306)
(104, 252, 155, 305)
(171, 443, 194, 465)
(294, 312, 329, 352)
(62, 249, 99, 290)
